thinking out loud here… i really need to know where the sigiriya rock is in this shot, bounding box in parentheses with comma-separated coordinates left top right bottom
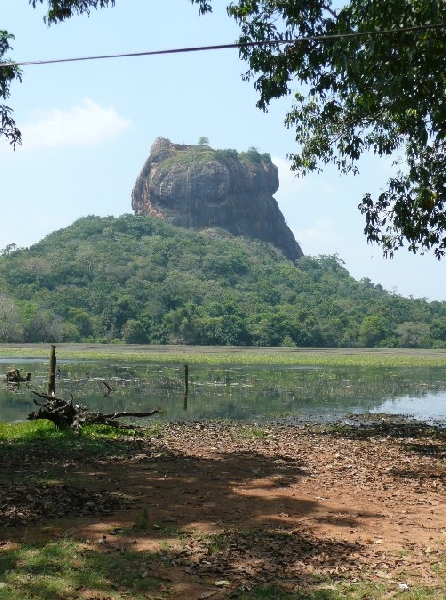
(131, 137, 304, 261)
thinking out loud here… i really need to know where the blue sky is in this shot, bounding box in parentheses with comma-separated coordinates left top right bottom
(1, 0, 445, 301)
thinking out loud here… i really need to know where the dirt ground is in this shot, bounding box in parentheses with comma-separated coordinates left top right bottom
(1, 419, 445, 598)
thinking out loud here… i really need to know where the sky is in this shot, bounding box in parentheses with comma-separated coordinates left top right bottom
(1, 1, 445, 302)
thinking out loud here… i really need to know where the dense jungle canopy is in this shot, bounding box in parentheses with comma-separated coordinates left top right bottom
(0, 214, 445, 347)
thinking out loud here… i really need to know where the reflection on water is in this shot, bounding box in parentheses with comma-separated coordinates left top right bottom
(0, 358, 445, 425)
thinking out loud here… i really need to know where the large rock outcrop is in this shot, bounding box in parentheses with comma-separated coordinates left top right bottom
(131, 137, 303, 261)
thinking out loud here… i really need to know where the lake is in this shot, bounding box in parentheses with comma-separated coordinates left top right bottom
(0, 357, 445, 425)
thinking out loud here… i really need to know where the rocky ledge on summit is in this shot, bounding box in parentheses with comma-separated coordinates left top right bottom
(131, 137, 303, 261)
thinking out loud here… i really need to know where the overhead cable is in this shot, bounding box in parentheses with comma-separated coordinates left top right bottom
(1, 22, 445, 69)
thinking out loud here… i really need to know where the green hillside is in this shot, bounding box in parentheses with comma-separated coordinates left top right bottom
(0, 214, 445, 347)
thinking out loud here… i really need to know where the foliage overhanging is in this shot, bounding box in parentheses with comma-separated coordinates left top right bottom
(191, 0, 446, 258)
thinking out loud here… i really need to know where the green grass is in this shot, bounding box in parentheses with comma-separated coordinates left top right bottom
(235, 580, 446, 599)
(235, 588, 339, 599)
(133, 505, 151, 531)
(0, 538, 160, 600)
(0, 420, 149, 469)
(0, 419, 122, 443)
(0, 419, 155, 442)
(234, 425, 270, 440)
(0, 539, 442, 600)
(2, 344, 446, 367)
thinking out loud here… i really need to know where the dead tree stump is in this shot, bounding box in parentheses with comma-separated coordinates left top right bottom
(28, 391, 161, 435)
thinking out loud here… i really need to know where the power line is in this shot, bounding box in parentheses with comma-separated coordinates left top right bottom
(1, 22, 445, 69)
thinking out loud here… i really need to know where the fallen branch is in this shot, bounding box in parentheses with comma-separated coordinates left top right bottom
(28, 391, 161, 435)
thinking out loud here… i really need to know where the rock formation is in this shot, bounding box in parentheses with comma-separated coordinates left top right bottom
(131, 137, 303, 261)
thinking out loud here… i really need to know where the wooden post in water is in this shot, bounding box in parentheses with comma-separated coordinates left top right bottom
(47, 345, 56, 396)
(184, 364, 189, 393)
(183, 364, 189, 410)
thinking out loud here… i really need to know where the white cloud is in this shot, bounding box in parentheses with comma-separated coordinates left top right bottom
(273, 155, 335, 199)
(272, 155, 343, 255)
(292, 218, 342, 256)
(18, 98, 131, 150)
(273, 156, 302, 195)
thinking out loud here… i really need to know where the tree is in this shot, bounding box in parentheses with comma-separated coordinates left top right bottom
(395, 321, 431, 348)
(1, 243, 17, 256)
(26, 307, 65, 342)
(0, 31, 22, 147)
(121, 318, 149, 344)
(198, 136, 209, 145)
(0, 294, 25, 342)
(28, 1, 116, 24)
(191, 1, 446, 258)
(358, 315, 388, 347)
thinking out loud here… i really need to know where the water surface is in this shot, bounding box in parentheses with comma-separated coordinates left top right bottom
(1, 358, 445, 425)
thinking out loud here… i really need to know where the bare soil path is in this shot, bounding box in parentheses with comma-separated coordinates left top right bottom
(1, 419, 445, 598)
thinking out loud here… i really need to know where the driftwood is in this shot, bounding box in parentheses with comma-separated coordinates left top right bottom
(5, 369, 32, 384)
(28, 391, 161, 435)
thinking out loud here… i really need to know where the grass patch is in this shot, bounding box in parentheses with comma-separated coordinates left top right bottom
(0, 420, 147, 468)
(0, 539, 443, 600)
(235, 425, 270, 440)
(330, 579, 446, 599)
(0, 420, 67, 443)
(236, 580, 446, 599)
(0, 538, 160, 600)
(222, 581, 443, 600)
(0, 419, 140, 444)
(133, 505, 150, 531)
(201, 532, 232, 555)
